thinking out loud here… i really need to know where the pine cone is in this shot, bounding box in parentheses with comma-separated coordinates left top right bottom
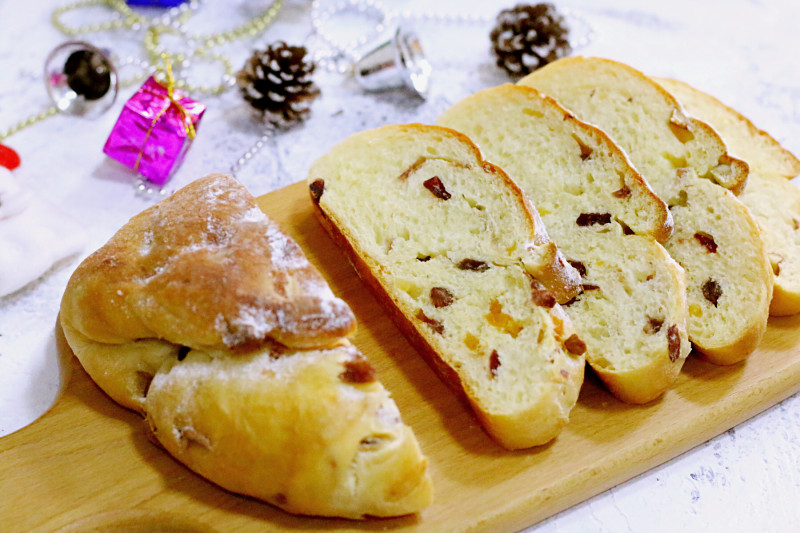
(237, 42, 320, 127)
(490, 3, 571, 77)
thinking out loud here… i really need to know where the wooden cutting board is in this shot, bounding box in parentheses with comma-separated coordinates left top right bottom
(3, 180, 800, 532)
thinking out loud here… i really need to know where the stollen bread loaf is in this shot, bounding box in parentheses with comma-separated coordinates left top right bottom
(307, 124, 587, 449)
(438, 84, 690, 404)
(521, 57, 773, 365)
(654, 77, 800, 316)
(59, 173, 433, 519)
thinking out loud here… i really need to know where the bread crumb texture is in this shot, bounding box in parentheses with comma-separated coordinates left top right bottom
(309, 124, 585, 448)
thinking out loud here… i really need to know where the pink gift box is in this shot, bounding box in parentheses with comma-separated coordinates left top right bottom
(103, 76, 205, 185)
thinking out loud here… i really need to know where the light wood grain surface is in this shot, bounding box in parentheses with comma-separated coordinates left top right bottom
(2, 180, 800, 532)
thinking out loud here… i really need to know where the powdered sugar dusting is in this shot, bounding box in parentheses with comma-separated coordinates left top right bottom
(264, 219, 309, 272)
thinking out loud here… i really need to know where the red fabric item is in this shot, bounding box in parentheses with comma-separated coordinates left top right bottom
(0, 144, 20, 170)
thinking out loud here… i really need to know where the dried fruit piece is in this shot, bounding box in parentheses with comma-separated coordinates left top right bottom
(582, 284, 600, 291)
(616, 219, 635, 235)
(560, 369, 569, 379)
(576, 213, 612, 226)
(567, 259, 587, 277)
(489, 350, 501, 378)
(564, 334, 586, 355)
(430, 287, 454, 308)
(612, 185, 631, 198)
(530, 279, 556, 308)
(339, 355, 377, 383)
(643, 317, 664, 334)
(694, 232, 718, 253)
(572, 133, 593, 161)
(457, 258, 489, 272)
(667, 324, 681, 362)
(562, 296, 580, 307)
(702, 278, 722, 307)
(177, 346, 190, 361)
(416, 309, 444, 334)
(398, 156, 427, 180)
(485, 300, 524, 337)
(417, 254, 431, 262)
(309, 179, 325, 203)
(423, 176, 452, 200)
(464, 333, 481, 352)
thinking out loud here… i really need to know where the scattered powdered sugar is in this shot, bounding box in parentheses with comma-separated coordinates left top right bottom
(264, 220, 310, 272)
(239, 206, 268, 224)
(216, 306, 278, 347)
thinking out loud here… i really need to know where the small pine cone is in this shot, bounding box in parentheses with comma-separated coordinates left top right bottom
(237, 42, 320, 127)
(490, 3, 571, 77)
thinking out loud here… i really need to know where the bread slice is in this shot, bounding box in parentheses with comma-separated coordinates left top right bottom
(521, 57, 773, 365)
(654, 77, 800, 316)
(307, 124, 587, 449)
(59, 173, 433, 519)
(438, 84, 690, 404)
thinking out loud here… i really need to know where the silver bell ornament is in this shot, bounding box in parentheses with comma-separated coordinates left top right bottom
(353, 26, 431, 100)
(44, 41, 119, 118)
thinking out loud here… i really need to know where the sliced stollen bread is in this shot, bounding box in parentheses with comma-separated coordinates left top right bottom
(521, 57, 773, 365)
(654, 77, 800, 316)
(438, 84, 690, 404)
(60, 174, 433, 519)
(307, 124, 587, 449)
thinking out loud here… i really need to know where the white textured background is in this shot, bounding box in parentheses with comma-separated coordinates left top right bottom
(1, 0, 799, 531)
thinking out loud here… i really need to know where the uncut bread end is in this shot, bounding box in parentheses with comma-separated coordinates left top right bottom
(308, 124, 586, 449)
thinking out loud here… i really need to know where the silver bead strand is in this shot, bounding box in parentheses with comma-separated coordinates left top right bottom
(309, 0, 391, 73)
(230, 125, 275, 177)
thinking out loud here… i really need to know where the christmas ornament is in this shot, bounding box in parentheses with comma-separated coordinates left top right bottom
(44, 41, 119, 117)
(490, 3, 572, 77)
(103, 59, 205, 185)
(0, 145, 21, 171)
(309, 0, 431, 99)
(237, 42, 320, 128)
(353, 26, 430, 99)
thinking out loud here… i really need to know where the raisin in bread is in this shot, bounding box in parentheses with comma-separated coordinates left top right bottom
(654, 77, 800, 316)
(59, 173, 433, 519)
(522, 57, 773, 365)
(307, 124, 586, 449)
(438, 84, 690, 404)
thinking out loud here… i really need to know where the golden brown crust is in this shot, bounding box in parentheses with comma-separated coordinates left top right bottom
(60, 174, 355, 351)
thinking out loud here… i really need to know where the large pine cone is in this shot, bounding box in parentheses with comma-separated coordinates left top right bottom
(236, 42, 320, 127)
(490, 3, 571, 77)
